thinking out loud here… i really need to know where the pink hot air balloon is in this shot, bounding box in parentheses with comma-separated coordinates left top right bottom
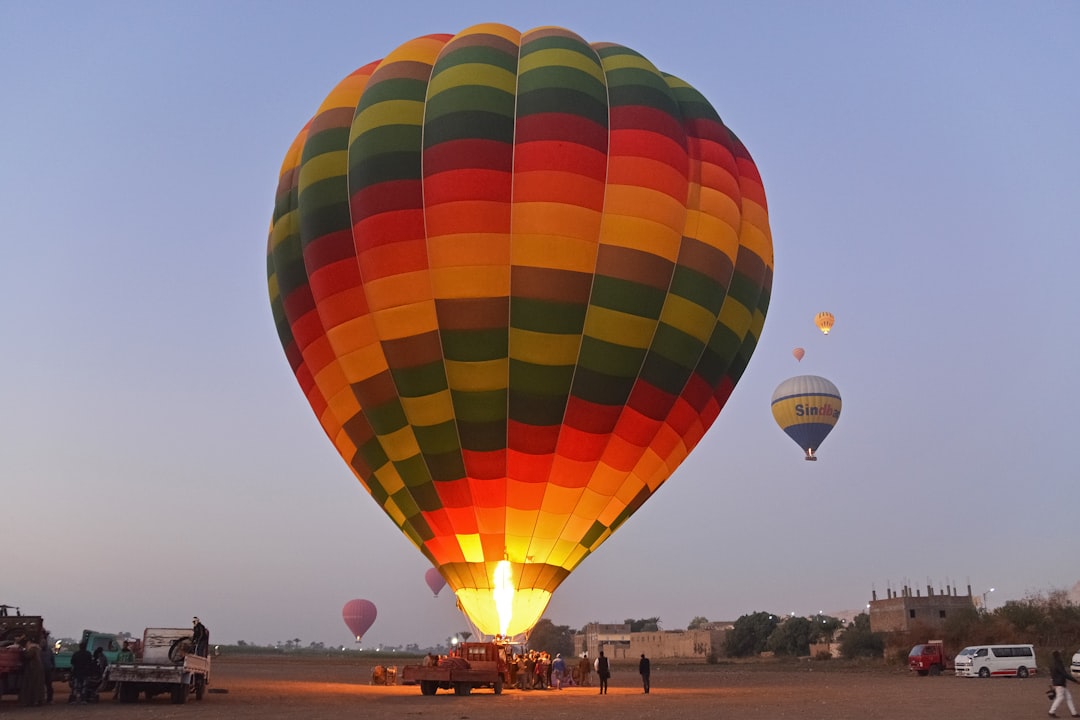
(342, 599, 377, 643)
(792, 347, 805, 362)
(425, 568, 447, 598)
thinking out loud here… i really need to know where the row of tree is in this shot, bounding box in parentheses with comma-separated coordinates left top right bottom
(887, 589, 1080, 662)
(724, 589, 1080, 661)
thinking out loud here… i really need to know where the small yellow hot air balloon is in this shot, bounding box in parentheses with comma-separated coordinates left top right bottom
(814, 312, 834, 335)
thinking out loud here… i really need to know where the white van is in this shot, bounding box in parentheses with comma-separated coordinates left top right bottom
(954, 644, 1036, 678)
(1071, 649, 1080, 679)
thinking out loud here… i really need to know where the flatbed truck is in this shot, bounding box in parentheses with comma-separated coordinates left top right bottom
(106, 627, 210, 704)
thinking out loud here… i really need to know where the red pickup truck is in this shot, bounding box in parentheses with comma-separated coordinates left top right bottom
(908, 640, 954, 676)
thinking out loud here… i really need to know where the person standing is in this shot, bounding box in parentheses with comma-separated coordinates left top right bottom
(639, 653, 651, 694)
(68, 641, 94, 704)
(192, 616, 210, 657)
(41, 632, 56, 704)
(577, 652, 592, 687)
(17, 636, 46, 706)
(595, 650, 611, 695)
(117, 641, 136, 663)
(1048, 649, 1079, 718)
(551, 653, 566, 689)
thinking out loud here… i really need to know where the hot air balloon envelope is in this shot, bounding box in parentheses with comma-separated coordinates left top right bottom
(425, 567, 447, 597)
(268, 23, 774, 637)
(792, 347, 805, 362)
(342, 599, 377, 643)
(815, 312, 834, 335)
(771, 375, 841, 460)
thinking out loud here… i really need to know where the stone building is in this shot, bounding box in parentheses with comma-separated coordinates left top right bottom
(868, 583, 976, 633)
(574, 621, 732, 661)
(631, 626, 729, 660)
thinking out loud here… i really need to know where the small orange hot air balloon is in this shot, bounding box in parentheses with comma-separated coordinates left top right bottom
(814, 312, 834, 335)
(792, 347, 805, 362)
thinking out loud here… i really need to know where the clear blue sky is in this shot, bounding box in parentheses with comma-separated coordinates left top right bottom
(3, 1, 1077, 648)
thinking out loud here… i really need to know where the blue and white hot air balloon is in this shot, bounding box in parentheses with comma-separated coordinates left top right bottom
(771, 375, 841, 461)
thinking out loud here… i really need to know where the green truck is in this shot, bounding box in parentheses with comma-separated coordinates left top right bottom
(54, 630, 126, 681)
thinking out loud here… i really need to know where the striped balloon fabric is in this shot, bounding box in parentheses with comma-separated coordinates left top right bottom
(267, 23, 773, 637)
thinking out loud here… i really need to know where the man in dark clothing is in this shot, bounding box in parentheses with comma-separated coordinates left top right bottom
(68, 641, 94, 704)
(639, 653, 651, 694)
(596, 651, 611, 695)
(192, 617, 210, 657)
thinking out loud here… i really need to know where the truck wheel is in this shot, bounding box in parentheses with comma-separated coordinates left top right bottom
(494, 679, 503, 695)
(929, 665, 942, 676)
(420, 680, 436, 696)
(195, 675, 206, 700)
(916, 670, 928, 677)
(118, 683, 139, 703)
(978, 667, 990, 678)
(454, 682, 472, 696)
(1017, 666, 1029, 678)
(171, 683, 189, 704)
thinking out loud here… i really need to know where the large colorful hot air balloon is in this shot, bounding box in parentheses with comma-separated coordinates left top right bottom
(267, 23, 773, 637)
(342, 599, 377, 642)
(771, 375, 841, 461)
(814, 311, 834, 335)
(425, 567, 447, 597)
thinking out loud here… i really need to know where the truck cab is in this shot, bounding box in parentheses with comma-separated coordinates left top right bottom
(54, 630, 125, 681)
(908, 641, 952, 676)
(402, 640, 512, 695)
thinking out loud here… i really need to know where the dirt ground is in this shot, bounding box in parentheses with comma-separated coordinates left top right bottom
(1, 654, 1058, 719)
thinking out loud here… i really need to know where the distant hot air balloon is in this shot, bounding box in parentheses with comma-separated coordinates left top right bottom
(771, 375, 841, 461)
(814, 312, 834, 335)
(425, 568, 447, 598)
(342, 599, 377, 643)
(268, 23, 774, 638)
(792, 347, 805, 362)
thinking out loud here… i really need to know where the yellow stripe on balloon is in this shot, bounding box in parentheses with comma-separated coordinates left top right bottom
(380, 425, 423, 462)
(660, 294, 717, 344)
(399, 390, 455, 426)
(584, 307, 655, 348)
(456, 534, 486, 564)
(427, 63, 516, 98)
(351, 100, 427, 136)
(717, 299, 752, 337)
(444, 359, 509, 391)
(298, 150, 348, 189)
(507, 328, 580, 365)
(518, 48, 606, 83)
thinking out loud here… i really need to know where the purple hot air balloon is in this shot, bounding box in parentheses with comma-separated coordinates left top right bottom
(342, 599, 377, 643)
(425, 567, 447, 598)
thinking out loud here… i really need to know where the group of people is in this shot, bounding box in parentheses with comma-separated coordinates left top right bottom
(508, 650, 564, 689)
(3, 615, 209, 707)
(501, 649, 648, 695)
(9, 632, 53, 707)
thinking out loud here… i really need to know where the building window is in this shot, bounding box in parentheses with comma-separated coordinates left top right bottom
(908, 610, 916, 619)
(939, 610, 946, 619)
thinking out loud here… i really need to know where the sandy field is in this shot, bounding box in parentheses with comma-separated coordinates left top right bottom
(1, 654, 1059, 719)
